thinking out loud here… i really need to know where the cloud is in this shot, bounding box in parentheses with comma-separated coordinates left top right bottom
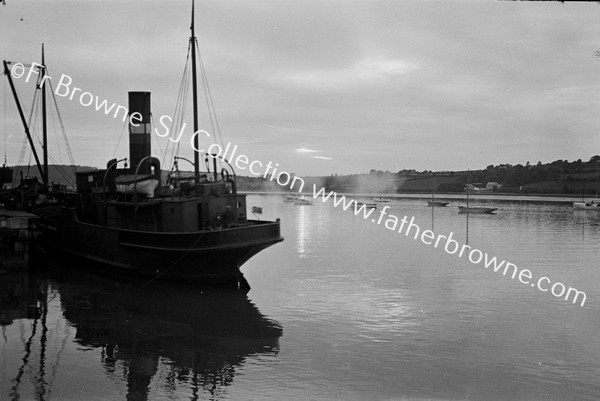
(295, 148, 319, 153)
(275, 57, 418, 90)
(295, 148, 333, 160)
(295, 147, 333, 160)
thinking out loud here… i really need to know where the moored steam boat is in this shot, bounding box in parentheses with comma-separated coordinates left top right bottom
(36, 95, 283, 289)
(6, 4, 283, 290)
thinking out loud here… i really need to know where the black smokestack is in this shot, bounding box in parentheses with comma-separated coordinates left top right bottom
(128, 92, 151, 174)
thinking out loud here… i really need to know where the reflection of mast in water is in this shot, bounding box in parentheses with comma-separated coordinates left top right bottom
(0, 270, 282, 401)
(9, 317, 39, 400)
(56, 271, 282, 401)
(35, 281, 49, 401)
(2, 272, 48, 400)
(465, 175, 469, 244)
(466, 209, 469, 245)
(9, 318, 39, 400)
(2, 272, 281, 400)
(431, 203, 434, 231)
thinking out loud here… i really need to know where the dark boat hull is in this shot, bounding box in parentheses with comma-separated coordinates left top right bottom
(36, 208, 282, 289)
(427, 201, 449, 207)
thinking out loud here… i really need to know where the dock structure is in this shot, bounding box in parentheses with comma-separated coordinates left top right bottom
(0, 210, 39, 272)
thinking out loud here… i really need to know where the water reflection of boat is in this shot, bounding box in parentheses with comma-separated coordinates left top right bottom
(6, 268, 282, 401)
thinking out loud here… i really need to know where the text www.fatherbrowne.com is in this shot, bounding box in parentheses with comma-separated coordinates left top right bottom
(311, 185, 587, 307)
(12, 61, 585, 307)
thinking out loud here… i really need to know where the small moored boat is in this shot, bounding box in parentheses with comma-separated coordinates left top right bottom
(573, 200, 600, 210)
(458, 172, 497, 214)
(355, 201, 377, 209)
(294, 198, 313, 206)
(428, 174, 448, 207)
(427, 200, 449, 207)
(115, 174, 159, 198)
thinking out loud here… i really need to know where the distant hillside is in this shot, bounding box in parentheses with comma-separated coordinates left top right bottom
(237, 156, 600, 196)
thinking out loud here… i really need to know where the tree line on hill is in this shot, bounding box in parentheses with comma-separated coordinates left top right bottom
(240, 155, 600, 195)
(352, 155, 600, 194)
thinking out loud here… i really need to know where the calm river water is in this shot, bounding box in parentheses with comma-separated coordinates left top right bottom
(1, 194, 600, 400)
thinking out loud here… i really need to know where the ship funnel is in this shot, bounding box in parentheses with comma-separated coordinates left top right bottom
(128, 92, 151, 174)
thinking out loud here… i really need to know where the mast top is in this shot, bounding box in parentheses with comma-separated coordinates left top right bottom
(190, 0, 195, 36)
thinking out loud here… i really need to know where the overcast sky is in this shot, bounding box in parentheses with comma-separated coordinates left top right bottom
(2, 0, 600, 177)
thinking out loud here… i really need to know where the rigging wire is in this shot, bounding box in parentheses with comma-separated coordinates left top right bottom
(25, 85, 41, 179)
(165, 41, 192, 169)
(196, 41, 224, 149)
(174, 54, 190, 161)
(49, 155, 75, 187)
(10, 68, 41, 184)
(196, 41, 224, 173)
(150, 113, 164, 163)
(14, 81, 39, 183)
(159, 38, 228, 180)
(30, 128, 75, 186)
(46, 74, 77, 178)
(163, 43, 188, 166)
(49, 88, 63, 163)
(6, 61, 77, 186)
(23, 73, 76, 186)
(112, 117, 128, 159)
